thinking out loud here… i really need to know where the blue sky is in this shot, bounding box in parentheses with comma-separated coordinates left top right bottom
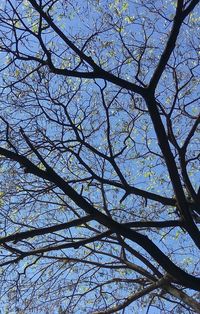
(0, 0, 199, 313)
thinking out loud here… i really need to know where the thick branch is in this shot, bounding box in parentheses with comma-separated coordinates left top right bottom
(164, 284, 200, 313)
(0, 215, 92, 244)
(182, 114, 200, 151)
(144, 94, 200, 249)
(28, 0, 144, 95)
(126, 220, 184, 228)
(149, 0, 199, 90)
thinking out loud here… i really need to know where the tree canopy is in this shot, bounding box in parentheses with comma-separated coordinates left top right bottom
(0, 0, 199, 313)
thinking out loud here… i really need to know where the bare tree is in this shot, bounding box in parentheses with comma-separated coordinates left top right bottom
(0, 0, 199, 313)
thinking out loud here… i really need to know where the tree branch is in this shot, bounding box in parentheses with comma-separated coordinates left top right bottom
(0, 215, 93, 244)
(94, 275, 171, 314)
(27, 0, 144, 95)
(149, 0, 199, 90)
(0, 146, 199, 291)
